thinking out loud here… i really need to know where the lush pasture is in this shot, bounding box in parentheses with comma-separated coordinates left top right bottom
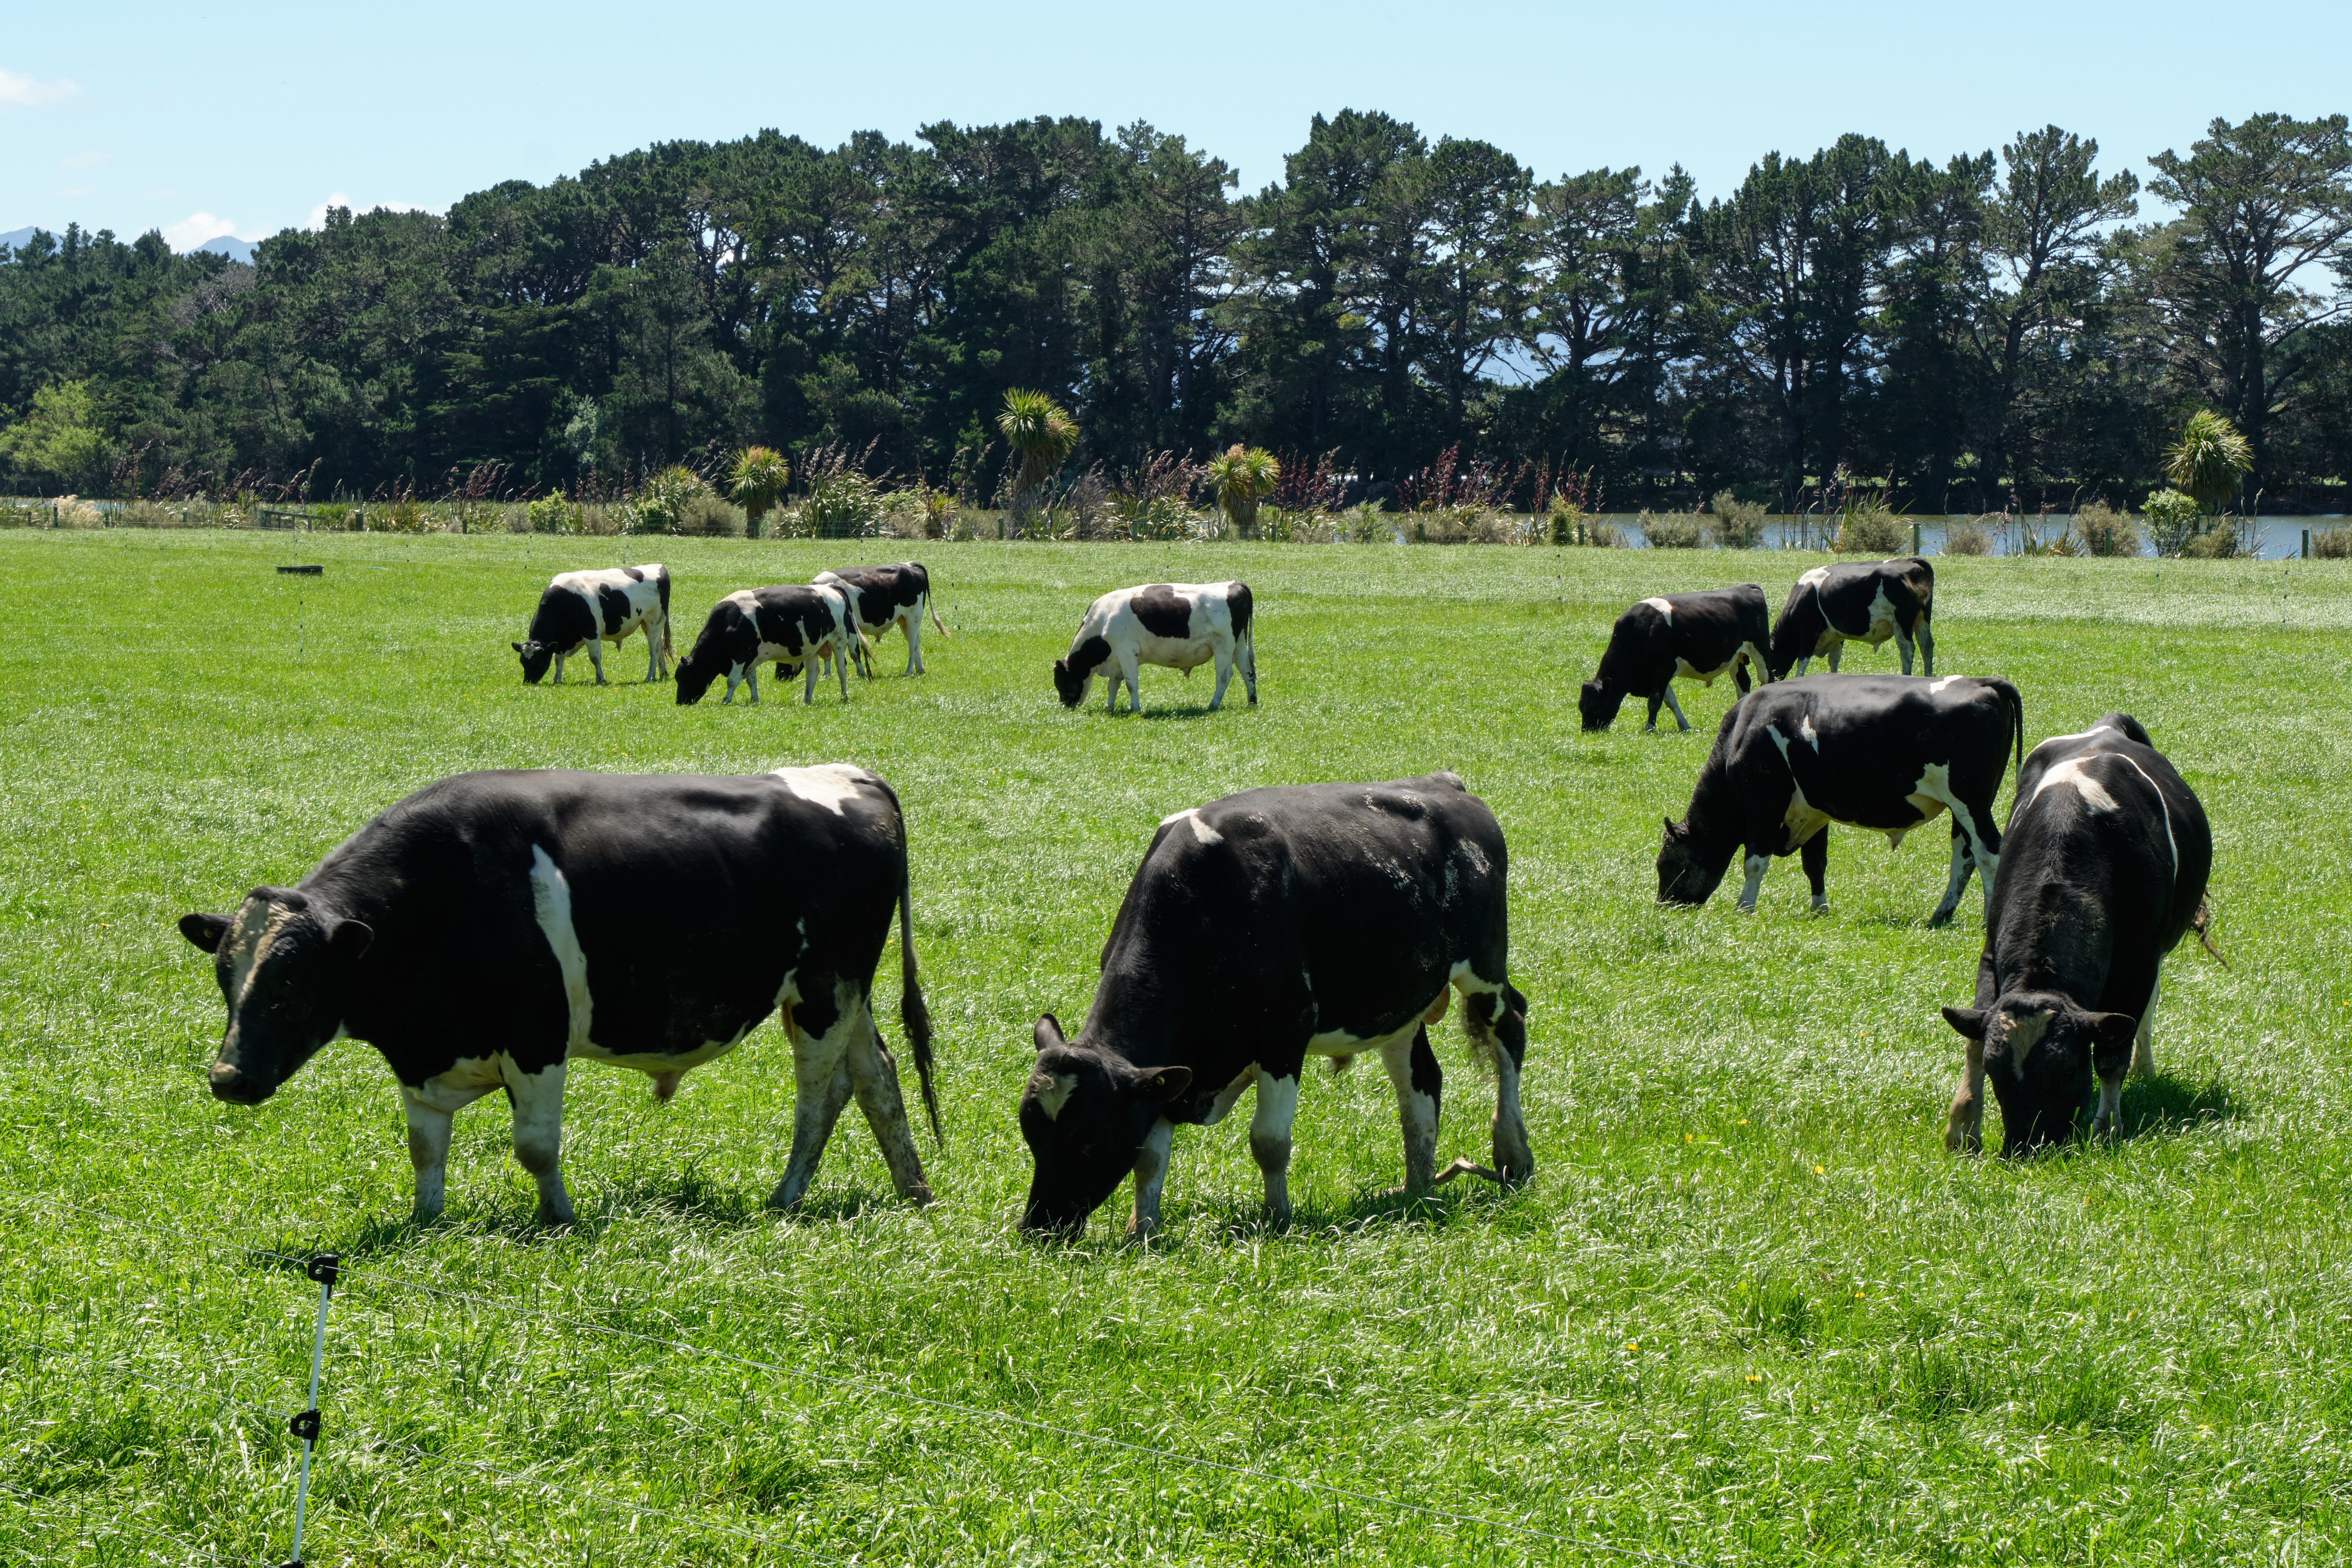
(1, 530, 2347, 1566)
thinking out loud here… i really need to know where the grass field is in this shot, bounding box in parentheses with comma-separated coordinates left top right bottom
(1, 529, 2348, 1566)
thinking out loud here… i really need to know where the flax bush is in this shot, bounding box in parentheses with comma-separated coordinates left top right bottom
(1834, 502, 1908, 554)
(2313, 526, 2352, 559)
(1641, 508, 1704, 549)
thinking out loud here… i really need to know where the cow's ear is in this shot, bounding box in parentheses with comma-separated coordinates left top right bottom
(1033, 1013, 1066, 1053)
(1940, 1005, 1988, 1040)
(2084, 1011, 2138, 1053)
(178, 912, 231, 953)
(512, 642, 525, 654)
(1138, 1066, 1192, 1103)
(330, 920, 374, 963)
(1662, 817, 1682, 840)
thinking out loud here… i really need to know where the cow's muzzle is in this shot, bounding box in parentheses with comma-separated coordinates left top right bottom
(208, 1060, 274, 1106)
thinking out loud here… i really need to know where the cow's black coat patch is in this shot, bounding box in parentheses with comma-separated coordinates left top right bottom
(1130, 585, 1194, 640)
(597, 584, 632, 637)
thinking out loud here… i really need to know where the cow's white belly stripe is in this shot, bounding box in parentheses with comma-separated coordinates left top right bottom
(528, 845, 594, 1054)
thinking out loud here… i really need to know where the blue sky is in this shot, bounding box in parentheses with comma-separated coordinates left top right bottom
(5, 0, 2349, 249)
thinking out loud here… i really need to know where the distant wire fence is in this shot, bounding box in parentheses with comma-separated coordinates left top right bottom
(0, 1196, 1704, 1568)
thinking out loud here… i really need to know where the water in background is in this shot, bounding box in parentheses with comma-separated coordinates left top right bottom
(1591, 514, 2333, 561)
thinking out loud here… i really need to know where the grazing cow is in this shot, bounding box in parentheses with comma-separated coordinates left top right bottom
(1657, 674, 2023, 924)
(512, 565, 673, 685)
(813, 562, 948, 677)
(177, 765, 942, 1224)
(1018, 774, 1531, 1237)
(1579, 584, 1773, 733)
(1053, 581, 1257, 713)
(675, 584, 857, 705)
(1767, 557, 1935, 679)
(1940, 715, 2213, 1154)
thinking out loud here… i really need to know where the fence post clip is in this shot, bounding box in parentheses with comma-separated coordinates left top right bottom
(282, 1251, 342, 1566)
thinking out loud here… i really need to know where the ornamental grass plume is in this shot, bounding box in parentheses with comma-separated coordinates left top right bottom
(1206, 444, 1280, 538)
(2164, 409, 2252, 509)
(727, 446, 791, 537)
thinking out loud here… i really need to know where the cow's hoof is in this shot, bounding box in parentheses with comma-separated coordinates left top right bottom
(1927, 908, 1956, 929)
(410, 1200, 445, 1224)
(536, 1201, 577, 1228)
(901, 1182, 937, 1208)
(1261, 1200, 1294, 1229)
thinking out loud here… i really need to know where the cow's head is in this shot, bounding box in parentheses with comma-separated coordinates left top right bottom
(511, 640, 558, 684)
(1017, 1014, 1192, 1234)
(1578, 678, 1625, 731)
(673, 647, 722, 705)
(1942, 993, 2138, 1154)
(1655, 817, 1728, 905)
(179, 888, 373, 1105)
(1052, 636, 1111, 708)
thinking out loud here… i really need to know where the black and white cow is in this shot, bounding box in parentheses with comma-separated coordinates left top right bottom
(1579, 584, 1773, 732)
(177, 765, 941, 1224)
(1053, 581, 1257, 713)
(1018, 774, 1531, 1236)
(675, 584, 857, 705)
(512, 564, 673, 685)
(1767, 557, 1935, 679)
(1941, 715, 2212, 1155)
(1657, 674, 2023, 924)
(813, 562, 948, 677)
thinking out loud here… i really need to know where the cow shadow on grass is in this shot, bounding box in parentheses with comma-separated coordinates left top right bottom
(2121, 1073, 2240, 1138)
(1126, 704, 1240, 722)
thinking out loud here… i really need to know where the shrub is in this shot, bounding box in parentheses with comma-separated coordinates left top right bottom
(580, 503, 633, 537)
(1834, 501, 1908, 554)
(1707, 490, 1768, 548)
(2313, 526, 2352, 559)
(635, 466, 712, 534)
(2141, 488, 2206, 556)
(2074, 501, 2141, 558)
(1641, 508, 1704, 549)
(799, 468, 887, 538)
(2182, 526, 2243, 559)
(526, 496, 583, 534)
(1942, 517, 1993, 556)
(113, 500, 182, 528)
(674, 493, 747, 537)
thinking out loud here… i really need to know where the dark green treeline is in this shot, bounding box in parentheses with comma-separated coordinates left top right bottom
(5, 110, 2350, 511)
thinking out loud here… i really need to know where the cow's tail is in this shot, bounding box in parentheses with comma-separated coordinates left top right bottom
(1987, 677, 2024, 772)
(893, 805, 943, 1147)
(657, 567, 674, 661)
(927, 590, 951, 638)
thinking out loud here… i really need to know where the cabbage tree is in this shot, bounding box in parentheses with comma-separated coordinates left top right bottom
(1207, 444, 1280, 537)
(2163, 408, 2252, 510)
(997, 389, 1079, 503)
(727, 446, 791, 537)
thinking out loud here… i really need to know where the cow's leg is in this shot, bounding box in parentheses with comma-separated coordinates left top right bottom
(1112, 648, 1141, 714)
(1249, 1070, 1300, 1224)
(1643, 691, 1663, 732)
(1896, 632, 1916, 676)
(586, 638, 607, 686)
(551, 651, 566, 685)
(501, 1059, 574, 1225)
(2131, 976, 2161, 1079)
(1934, 792, 2001, 926)
(1379, 1027, 1440, 1193)
(1930, 823, 1975, 927)
(1945, 1035, 1987, 1153)
(1792, 655, 1810, 677)
(834, 642, 850, 700)
(1826, 642, 1843, 673)
(770, 1000, 856, 1212)
(1459, 981, 1533, 1182)
(1917, 614, 1934, 678)
(1129, 1116, 1176, 1239)
(1801, 830, 1829, 912)
(1736, 851, 1771, 911)
(1208, 645, 1233, 711)
(399, 1088, 457, 1222)
(1660, 682, 1692, 732)
(843, 1013, 933, 1205)
(644, 625, 661, 682)
(903, 609, 923, 675)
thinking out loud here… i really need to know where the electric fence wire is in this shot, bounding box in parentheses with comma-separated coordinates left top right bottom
(13, 1194, 1707, 1568)
(0, 1325, 853, 1568)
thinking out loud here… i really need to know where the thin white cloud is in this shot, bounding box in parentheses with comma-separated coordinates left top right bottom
(308, 192, 435, 228)
(162, 211, 245, 250)
(0, 68, 79, 111)
(60, 149, 107, 170)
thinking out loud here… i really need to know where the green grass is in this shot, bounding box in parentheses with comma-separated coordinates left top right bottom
(1, 529, 2348, 1565)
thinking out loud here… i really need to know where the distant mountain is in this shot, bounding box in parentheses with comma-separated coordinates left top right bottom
(0, 226, 257, 263)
